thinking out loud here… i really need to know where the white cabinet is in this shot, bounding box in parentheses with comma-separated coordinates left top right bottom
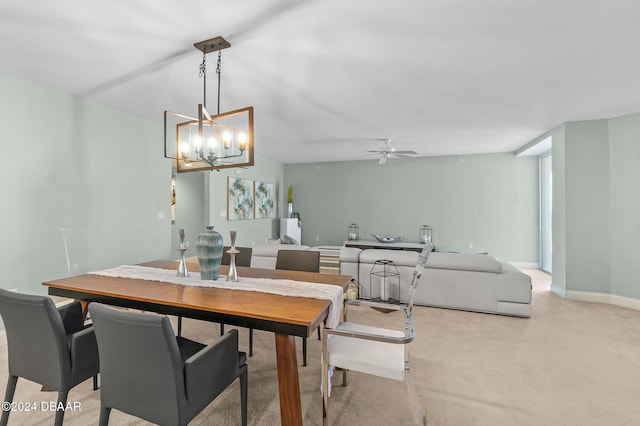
(280, 218, 302, 244)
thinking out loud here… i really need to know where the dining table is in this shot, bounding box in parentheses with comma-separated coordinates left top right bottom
(43, 260, 352, 426)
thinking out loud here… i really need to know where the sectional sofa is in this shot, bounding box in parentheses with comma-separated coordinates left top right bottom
(249, 243, 532, 318)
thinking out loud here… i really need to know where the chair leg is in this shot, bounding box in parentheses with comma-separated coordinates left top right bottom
(220, 323, 225, 335)
(54, 391, 68, 426)
(93, 373, 99, 390)
(302, 337, 307, 366)
(1, 375, 18, 426)
(321, 336, 328, 425)
(177, 316, 183, 336)
(317, 326, 321, 341)
(249, 328, 254, 357)
(99, 405, 111, 426)
(239, 366, 248, 426)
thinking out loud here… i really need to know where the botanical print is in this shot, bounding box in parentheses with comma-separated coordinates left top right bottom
(254, 181, 275, 219)
(227, 177, 254, 220)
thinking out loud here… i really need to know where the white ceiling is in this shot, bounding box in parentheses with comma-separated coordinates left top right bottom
(1, 0, 640, 164)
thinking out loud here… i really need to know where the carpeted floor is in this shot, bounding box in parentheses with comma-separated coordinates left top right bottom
(2, 269, 640, 425)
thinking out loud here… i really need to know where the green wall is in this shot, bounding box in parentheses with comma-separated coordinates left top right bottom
(1, 73, 173, 297)
(564, 120, 611, 294)
(284, 153, 539, 263)
(551, 112, 640, 302)
(609, 112, 640, 299)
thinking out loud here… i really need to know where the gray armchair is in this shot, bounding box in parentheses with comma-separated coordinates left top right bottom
(88, 302, 248, 426)
(0, 288, 99, 426)
(321, 243, 433, 425)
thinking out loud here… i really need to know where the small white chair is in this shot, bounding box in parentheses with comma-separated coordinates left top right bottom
(321, 243, 432, 425)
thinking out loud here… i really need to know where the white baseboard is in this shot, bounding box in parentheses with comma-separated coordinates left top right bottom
(550, 284, 566, 298)
(563, 290, 640, 312)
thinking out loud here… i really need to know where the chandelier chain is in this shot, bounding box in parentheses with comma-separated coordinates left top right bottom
(199, 53, 207, 108)
(216, 51, 222, 115)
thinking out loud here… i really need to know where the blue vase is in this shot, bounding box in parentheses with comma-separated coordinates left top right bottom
(196, 225, 224, 280)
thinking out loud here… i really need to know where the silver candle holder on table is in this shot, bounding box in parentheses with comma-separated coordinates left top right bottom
(227, 231, 240, 282)
(177, 228, 189, 277)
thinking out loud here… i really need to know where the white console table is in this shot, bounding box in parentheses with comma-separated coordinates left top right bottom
(344, 239, 427, 252)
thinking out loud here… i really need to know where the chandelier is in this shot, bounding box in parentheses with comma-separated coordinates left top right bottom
(164, 36, 254, 172)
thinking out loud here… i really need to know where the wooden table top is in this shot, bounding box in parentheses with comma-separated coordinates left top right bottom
(43, 260, 352, 336)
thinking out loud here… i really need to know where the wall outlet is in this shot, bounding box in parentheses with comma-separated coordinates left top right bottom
(468, 243, 473, 249)
(220, 210, 226, 218)
(157, 211, 165, 220)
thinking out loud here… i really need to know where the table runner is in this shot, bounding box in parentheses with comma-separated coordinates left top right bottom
(90, 265, 343, 329)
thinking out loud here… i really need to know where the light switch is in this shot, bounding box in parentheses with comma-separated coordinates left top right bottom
(157, 211, 165, 220)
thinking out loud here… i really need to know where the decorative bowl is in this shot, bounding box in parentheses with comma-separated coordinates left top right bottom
(372, 234, 402, 243)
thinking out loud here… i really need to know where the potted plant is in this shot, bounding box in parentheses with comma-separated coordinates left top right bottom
(287, 185, 294, 218)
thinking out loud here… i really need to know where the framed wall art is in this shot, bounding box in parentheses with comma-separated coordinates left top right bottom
(227, 177, 254, 220)
(254, 181, 275, 219)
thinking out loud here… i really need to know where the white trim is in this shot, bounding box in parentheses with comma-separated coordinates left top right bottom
(565, 290, 610, 304)
(611, 294, 640, 311)
(564, 290, 640, 312)
(550, 284, 566, 298)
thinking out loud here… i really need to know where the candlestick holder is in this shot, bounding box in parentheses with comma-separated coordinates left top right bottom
(227, 230, 240, 282)
(177, 228, 189, 277)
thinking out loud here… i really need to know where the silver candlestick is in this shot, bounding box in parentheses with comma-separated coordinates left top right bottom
(177, 228, 189, 277)
(227, 230, 240, 282)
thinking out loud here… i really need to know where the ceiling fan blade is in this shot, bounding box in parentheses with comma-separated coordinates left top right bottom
(393, 150, 418, 155)
(379, 156, 387, 165)
(392, 153, 416, 159)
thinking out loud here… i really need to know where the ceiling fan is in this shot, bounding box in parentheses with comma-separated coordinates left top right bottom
(367, 139, 418, 165)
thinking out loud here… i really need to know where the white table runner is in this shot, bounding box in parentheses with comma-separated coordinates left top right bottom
(90, 265, 343, 329)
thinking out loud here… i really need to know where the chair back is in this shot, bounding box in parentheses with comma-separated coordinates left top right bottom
(221, 246, 253, 267)
(406, 242, 433, 310)
(0, 289, 71, 390)
(275, 249, 320, 272)
(61, 225, 94, 275)
(89, 303, 186, 425)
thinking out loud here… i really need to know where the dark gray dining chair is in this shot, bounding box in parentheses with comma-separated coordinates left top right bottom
(0, 288, 99, 426)
(88, 303, 248, 426)
(221, 246, 253, 268)
(275, 249, 321, 366)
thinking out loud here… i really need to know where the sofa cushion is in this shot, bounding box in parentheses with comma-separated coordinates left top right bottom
(426, 252, 502, 274)
(340, 247, 362, 263)
(358, 249, 419, 267)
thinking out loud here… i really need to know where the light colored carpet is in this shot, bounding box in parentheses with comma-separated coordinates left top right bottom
(2, 269, 640, 425)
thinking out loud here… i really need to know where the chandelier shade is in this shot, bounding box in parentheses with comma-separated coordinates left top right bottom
(164, 36, 254, 172)
(164, 105, 254, 172)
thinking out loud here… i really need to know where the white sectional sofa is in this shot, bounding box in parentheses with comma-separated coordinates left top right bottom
(250, 243, 532, 318)
(342, 247, 532, 318)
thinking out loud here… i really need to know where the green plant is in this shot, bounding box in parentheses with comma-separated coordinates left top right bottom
(287, 185, 294, 203)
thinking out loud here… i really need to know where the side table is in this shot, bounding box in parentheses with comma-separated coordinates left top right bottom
(369, 259, 400, 303)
